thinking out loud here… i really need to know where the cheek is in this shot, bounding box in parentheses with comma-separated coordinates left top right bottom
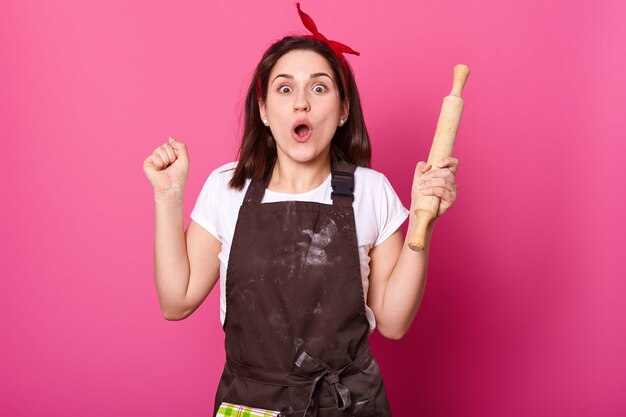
(318, 119, 339, 141)
(268, 104, 292, 121)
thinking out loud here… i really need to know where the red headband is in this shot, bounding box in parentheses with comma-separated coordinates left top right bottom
(256, 2, 360, 99)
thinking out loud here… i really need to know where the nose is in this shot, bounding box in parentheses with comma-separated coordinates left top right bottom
(294, 91, 310, 112)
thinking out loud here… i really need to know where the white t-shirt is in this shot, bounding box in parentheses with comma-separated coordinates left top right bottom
(190, 161, 409, 333)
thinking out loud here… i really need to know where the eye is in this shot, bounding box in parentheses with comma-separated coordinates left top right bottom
(313, 84, 328, 93)
(278, 85, 292, 94)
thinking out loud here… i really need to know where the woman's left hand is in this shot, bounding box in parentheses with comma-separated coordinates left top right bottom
(411, 156, 459, 219)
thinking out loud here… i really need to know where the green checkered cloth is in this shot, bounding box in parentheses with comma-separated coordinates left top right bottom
(216, 402, 281, 417)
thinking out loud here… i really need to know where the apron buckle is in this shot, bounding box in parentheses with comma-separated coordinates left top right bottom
(331, 171, 354, 201)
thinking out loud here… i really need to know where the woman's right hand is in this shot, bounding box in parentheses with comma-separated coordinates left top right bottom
(143, 137, 190, 197)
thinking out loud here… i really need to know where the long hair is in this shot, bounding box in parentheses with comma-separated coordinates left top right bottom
(229, 36, 371, 190)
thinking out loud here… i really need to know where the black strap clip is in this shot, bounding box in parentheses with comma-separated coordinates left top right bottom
(331, 170, 354, 201)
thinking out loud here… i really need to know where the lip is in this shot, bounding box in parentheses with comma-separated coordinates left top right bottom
(291, 119, 313, 143)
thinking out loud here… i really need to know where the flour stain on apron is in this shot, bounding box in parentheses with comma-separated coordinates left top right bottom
(300, 218, 337, 266)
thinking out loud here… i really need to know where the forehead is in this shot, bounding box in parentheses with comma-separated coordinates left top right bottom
(270, 49, 334, 78)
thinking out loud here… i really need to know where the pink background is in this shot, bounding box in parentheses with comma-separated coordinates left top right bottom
(1, 0, 624, 416)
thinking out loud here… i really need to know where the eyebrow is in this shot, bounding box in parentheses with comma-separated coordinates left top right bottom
(271, 72, 334, 84)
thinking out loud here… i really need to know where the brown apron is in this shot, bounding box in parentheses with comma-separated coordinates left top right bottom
(213, 160, 393, 417)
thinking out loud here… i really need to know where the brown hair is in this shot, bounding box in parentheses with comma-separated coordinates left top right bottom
(229, 36, 371, 190)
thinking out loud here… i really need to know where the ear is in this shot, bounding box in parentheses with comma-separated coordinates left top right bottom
(341, 98, 350, 122)
(258, 99, 267, 121)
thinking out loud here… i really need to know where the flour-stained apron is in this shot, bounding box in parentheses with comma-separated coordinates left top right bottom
(213, 160, 393, 417)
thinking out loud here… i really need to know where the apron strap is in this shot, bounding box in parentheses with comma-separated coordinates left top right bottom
(242, 177, 269, 205)
(331, 160, 356, 208)
(225, 347, 374, 415)
(295, 351, 352, 411)
(295, 347, 373, 415)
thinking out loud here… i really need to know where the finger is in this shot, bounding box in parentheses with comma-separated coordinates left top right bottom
(447, 157, 459, 174)
(168, 136, 179, 157)
(415, 161, 432, 177)
(152, 153, 166, 170)
(418, 178, 457, 196)
(433, 156, 454, 167)
(155, 147, 173, 166)
(162, 143, 177, 162)
(420, 186, 453, 201)
(168, 136, 189, 163)
(418, 177, 449, 189)
(143, 155, 158, 171)
(421, 167, 455, 180)
(433, 156, 459, 173)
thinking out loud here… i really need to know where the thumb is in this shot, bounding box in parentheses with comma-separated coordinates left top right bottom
(417, 161, 432, 173)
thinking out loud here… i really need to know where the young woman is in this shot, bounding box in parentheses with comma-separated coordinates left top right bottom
(143, 4, 458, 416)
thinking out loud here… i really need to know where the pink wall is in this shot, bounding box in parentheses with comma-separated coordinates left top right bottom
(1, 0, 624, 416)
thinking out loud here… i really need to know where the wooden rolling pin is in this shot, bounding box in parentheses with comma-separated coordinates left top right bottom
(408, 64, 470, 252)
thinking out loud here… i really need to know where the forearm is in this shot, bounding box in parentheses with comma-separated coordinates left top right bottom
(378, 211, 435, 339)
(153, 192, 191, 319)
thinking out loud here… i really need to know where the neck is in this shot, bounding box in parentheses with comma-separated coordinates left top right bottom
(268, 154, 332, 194)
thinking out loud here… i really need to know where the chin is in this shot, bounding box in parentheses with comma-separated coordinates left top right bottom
(285, 151, 325, 164)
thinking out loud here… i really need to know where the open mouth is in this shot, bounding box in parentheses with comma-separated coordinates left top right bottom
(291, 120, 313, 142)
(294, 124, 311, 137)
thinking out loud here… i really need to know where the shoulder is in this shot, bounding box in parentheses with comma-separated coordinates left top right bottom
(198, 161, 240, 192)
(354, 165, 386, 180)
(352, 166, 389, 213)
(353, 165, 407, 214)
(354, 166, 391, 191)
(194, 161, 248, 208)
(206, 161, 238, 183)
(192, 161, 246, 237)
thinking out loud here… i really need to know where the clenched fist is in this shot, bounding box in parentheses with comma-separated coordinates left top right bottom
(143, 137, 190, 197)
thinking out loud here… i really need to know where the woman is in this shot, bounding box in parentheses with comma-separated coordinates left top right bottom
(143, 4, 458, 416)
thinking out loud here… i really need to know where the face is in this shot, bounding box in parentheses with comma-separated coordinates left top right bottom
(259, 49, 349, 166)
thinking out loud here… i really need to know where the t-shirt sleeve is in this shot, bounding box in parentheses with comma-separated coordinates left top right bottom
(189, 170, 220, 241)
(374, 175, 410, 246)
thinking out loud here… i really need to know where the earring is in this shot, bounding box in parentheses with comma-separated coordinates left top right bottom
(339, 119, 345, 126)
(262, 119, 269, 126)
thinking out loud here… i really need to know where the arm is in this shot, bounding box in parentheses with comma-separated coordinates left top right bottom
(367, 220, 434, 340)
(367, 157, 458, 339)
(145, 137, 221, 321)
(154, 194, 221, 320)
